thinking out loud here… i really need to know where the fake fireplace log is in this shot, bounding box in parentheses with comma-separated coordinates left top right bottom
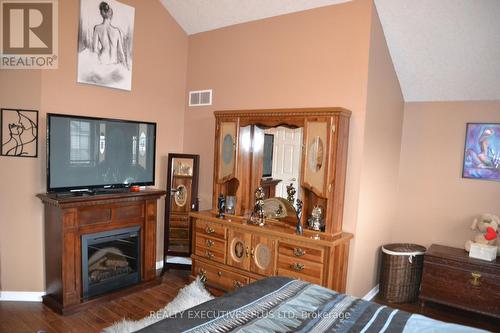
(88, 248, 133, 283)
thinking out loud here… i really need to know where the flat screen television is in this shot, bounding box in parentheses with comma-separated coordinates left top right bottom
(47, 114, 156, 192)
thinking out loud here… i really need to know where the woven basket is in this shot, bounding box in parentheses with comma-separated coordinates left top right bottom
(379, 243, 426, 303)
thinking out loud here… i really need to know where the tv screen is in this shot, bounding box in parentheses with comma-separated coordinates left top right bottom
(262, 134, 274, 177)
(47, 114, 156, 192)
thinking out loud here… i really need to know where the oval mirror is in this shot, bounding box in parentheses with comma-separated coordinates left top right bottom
(174, 184, 187, 207)
(308, 136, 324, 172)
(222, 134, 234, 165)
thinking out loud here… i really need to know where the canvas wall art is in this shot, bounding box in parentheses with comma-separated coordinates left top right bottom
(463, 123, 500, 181)
(77, 0, 135, 91)
(1, 109, 38, 158)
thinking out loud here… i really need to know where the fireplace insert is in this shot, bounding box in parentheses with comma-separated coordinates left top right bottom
(81, 226, 141, 298)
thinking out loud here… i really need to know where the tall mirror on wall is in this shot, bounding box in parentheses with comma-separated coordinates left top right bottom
(163, 154, 199, 271)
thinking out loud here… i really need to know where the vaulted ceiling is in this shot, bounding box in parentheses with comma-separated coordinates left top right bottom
(160, 0, 500, 102)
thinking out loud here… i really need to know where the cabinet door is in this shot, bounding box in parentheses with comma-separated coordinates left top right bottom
(251, 235, 276, 276)
(227, 229, 251, 271)
(301, 117, 332, 198)
(217, 120, 239, 183)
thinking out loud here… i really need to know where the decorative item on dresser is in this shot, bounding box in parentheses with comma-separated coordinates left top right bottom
(419, 244, 500, 319)
(191, 107, 353, 292)
(163, 154, 200, 271)
(37, 189, 166, 315)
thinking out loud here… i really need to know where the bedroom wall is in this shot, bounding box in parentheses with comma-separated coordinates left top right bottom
(0, 0, 188, 292)
(182, 0, 398, 296)
(183, 0, 372, 234)
(348, 6, 404, 296)
(393, 101, 500, 249)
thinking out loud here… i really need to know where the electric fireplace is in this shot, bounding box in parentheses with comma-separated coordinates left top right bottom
(81, 226, 141, 299)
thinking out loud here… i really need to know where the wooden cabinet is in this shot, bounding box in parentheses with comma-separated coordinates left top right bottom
(419, 244, 500, 318)
(37, 189, 165, 315)
(216, 120, 239, 183)
(227, 231, 276, 276)
(190, 212, 352, 292)
(212, 108, 350, 234)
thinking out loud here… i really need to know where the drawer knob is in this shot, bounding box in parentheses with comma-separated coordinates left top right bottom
(470, 272, 481, 287)
(217, 271, 222, 277)
(291, 262, 305, 272)
(205, 226, 215, 234)
(206, 239, 215, 247)
(198, 268, 207, 283)
(293, 248, 306, 257)
(233, 280, 243, 289)
(206, 251, 215, 259)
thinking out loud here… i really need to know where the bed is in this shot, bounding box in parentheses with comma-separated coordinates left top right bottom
(137, 277, 485, 333)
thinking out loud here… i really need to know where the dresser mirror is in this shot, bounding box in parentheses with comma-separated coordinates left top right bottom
(213, 108, 350, 234)
(163, 153, 200, 271)
(255, 126, 303, 204)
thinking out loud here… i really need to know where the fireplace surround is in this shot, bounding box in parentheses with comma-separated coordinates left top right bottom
(38, 189, 166, 314)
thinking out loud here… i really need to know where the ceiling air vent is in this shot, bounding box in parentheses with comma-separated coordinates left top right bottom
(189, 89, 212, 106)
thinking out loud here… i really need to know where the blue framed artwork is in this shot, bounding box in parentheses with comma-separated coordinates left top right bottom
(463, 123, 499, 181)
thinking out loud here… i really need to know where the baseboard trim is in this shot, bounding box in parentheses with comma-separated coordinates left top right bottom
(362, 284, 379, 301)
(1, 260, 167, 302)
(0, 291, 46, 302)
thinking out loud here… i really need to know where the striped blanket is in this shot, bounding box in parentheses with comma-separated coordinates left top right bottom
(138, 277, 485, 333)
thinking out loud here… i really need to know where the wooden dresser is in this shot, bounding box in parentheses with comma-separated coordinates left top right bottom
(190, 211, 352, 292)
(192, 108, 353, 293)
(419, 244, 500, 318)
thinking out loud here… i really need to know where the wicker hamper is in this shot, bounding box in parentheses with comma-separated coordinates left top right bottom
(379, 243, 426, 303)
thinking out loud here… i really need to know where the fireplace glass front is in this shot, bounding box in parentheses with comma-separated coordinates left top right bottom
(81, 226, 141, 299)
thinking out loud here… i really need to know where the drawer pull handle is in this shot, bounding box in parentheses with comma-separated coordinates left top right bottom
(205, 226, 215, 234)
(245, 247, 250, 257)
(206, 251, 215, 259)
(233, 280, 243, 289)
(470, 272, 481, 287)
(293, 248, 306, 257)
(217, 271, 222, 277)
(291, 263, 305, 272)
(206, 239, 215, 247)
(198, 268, 207, 283)
(250, 248, 255, 258)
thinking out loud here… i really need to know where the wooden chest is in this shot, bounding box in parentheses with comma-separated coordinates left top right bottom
(419, 244, 500, 318)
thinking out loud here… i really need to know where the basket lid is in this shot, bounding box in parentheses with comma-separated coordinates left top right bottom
(382, 243, 426, 256)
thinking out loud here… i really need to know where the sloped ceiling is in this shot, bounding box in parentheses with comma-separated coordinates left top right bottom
(160, 0, 500, 102)
(375, 0, 500, 102)
(159, 0, 351, 35)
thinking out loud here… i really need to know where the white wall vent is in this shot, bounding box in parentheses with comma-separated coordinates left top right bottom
(189, 89, 212, 106)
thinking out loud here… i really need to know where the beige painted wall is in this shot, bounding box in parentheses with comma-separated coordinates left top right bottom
(393, 102, 500, 249)
(0, 0, 188, 292)
(182, 0, 381, 296)
(184, 0, 373, 232)
(0, 71, 42, 292)
(348, 6, 404, 295)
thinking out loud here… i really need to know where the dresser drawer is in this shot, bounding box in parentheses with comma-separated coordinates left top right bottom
(194, 260, 249, 291)
(278, 241, 324, 264)
(277, 254, 323, 285)
(196, 234, 226, 254)
(420, 261, 500, 317)
(195, 220, 226, 240)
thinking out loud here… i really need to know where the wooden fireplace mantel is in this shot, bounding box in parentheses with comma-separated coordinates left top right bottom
(37, 189, 166, 315)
